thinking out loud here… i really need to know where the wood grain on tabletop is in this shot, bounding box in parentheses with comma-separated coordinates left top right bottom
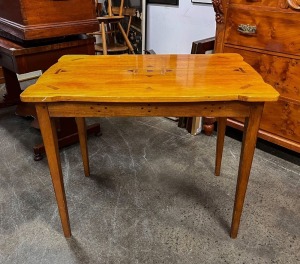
(20, 54, 279, 103)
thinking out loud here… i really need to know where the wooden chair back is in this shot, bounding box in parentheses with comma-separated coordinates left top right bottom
(107, 0, 124, 16)
(111, 6, 136, 36)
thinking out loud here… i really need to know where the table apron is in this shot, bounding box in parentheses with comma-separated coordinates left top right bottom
(45, 101, 257, 118)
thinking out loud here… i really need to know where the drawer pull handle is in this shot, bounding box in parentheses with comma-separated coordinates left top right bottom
(237, 24, 257, 35)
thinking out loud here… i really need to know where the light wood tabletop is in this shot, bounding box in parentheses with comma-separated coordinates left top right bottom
(20, 54, 279, 239)
(21, 54, 278, 103)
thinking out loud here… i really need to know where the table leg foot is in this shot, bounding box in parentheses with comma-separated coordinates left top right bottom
(34, 153, 43, 161)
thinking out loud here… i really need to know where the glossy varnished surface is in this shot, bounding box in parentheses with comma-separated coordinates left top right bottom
(20, 54, 279, 103)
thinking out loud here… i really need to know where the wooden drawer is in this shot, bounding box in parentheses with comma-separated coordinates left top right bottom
(223, 46, 300, 146)
(223, 46, 300, 101)
(229, 99, 300, 145)
(225, 6, 300, 55)
(260, 100, 300, 143)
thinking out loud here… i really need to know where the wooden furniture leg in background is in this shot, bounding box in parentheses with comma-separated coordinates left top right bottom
(215, 117, 227, 176)
(33, 117, 101, 161)
(0, 67, 4, 84)
(75, 117, 90, 177)
(231, 103, 264, 238)
(117, 22, 135, 54)
(203, 117, 217, 136)
(101, 22, 107, 55)
(0, 67, 22, 107)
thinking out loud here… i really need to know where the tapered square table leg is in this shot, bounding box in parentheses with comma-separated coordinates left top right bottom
(230, 103, 264, 238)
(36, 104, 71, 237)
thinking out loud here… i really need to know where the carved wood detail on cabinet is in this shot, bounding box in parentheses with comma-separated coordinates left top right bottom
(212, 0, 300, 152)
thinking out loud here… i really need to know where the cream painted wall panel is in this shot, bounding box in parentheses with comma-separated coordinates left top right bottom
(146, 2, 215, 54)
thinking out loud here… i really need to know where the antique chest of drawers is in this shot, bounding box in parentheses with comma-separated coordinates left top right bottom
(0, 0, 98, 41)
(213, 0, 300, 152)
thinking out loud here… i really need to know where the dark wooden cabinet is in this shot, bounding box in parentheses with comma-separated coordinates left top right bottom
(212, 0, 300, 152)
(0, 1, 101, 159)
(0, 0, 98, 40)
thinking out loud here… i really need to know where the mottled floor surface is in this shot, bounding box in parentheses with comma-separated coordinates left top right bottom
(0, 84, 299, 263)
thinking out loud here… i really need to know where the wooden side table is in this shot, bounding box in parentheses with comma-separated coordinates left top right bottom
(20, 54, 279, 238)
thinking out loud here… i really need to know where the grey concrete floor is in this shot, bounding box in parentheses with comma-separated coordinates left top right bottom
(0, 94, 300, 263)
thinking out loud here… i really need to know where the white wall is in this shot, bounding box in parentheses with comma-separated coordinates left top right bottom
(146, 2, 216, 54)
